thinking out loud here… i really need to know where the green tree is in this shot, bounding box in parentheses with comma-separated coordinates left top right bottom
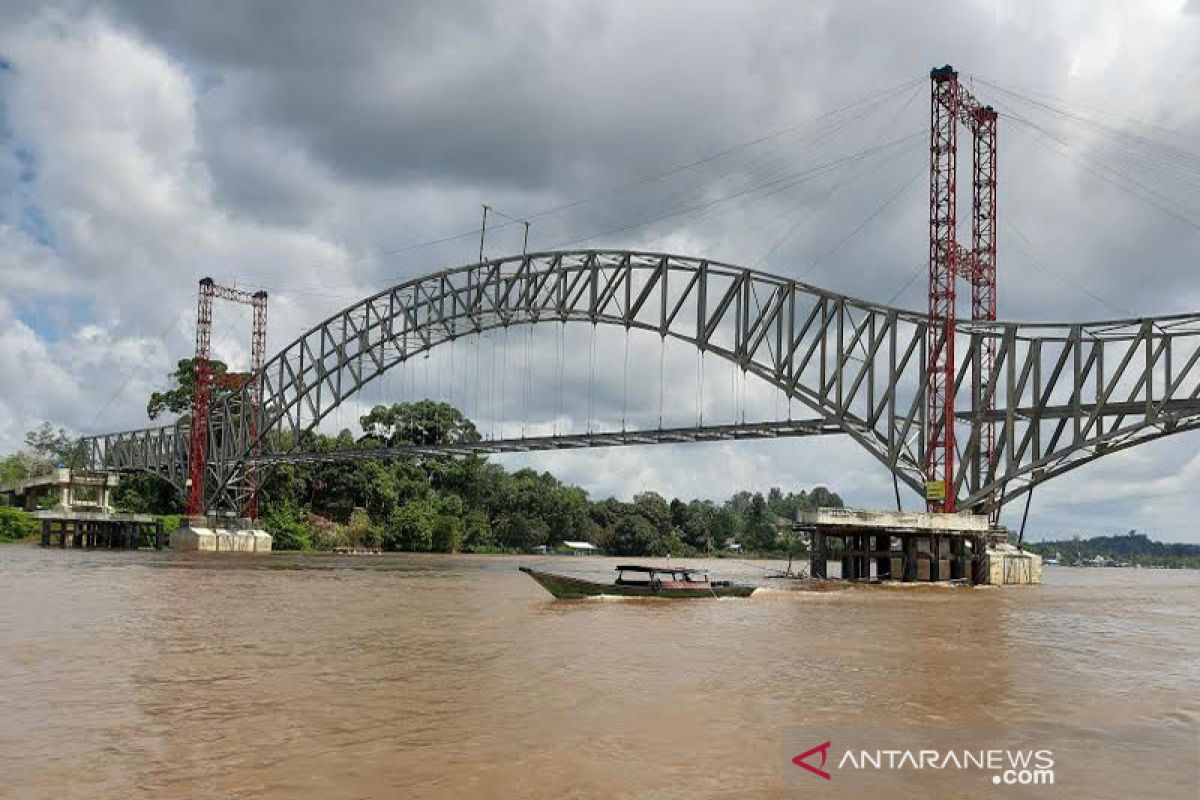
(633, 491, 672, 536)
(679, 500, 720, 552)
(24, 422, 78, 467)
(385, 498, 437, 551)
(0, 507, 37, 541)
(806, 486, 844, 510)
(461, 509, 494, 552)
(345, 507, 379, 548)
(111, 473, 182, 514)
(494, 513, 549, 551)
(432, 514, 463, 553)
(147, 358, 230, 420)
(262, 504, 312, 550)
(0, 450, 53, 482)
(609, 514, 667, 557)
(739, 492, 779, 551)
(359, 400, 481, 446)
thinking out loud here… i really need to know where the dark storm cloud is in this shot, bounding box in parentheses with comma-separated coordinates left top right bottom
(103, 0, 798, 192)
(96, 0, 1200, 325)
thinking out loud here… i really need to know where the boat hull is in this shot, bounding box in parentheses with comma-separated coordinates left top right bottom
(519, 567, 755, 598)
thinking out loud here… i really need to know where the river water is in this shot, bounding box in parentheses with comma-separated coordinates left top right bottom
(0, 546, 1197, 799)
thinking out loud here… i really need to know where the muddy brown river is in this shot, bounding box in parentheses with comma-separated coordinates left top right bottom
(1, 547, 1196, 798)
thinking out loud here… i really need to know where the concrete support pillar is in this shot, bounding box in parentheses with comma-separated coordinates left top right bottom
(40, 519, 50, 547)
(902, 535, 917, 582)
(875, 534, 892, 580)
(810, 531, 826, 579)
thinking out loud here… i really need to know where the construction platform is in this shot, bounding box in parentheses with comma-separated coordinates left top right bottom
(796, 508, 1038, 585)
(36, 511, 164, 550)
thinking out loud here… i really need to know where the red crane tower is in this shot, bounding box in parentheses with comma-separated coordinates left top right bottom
(186, 278, 268, 518)
(926, 65, 998, 514)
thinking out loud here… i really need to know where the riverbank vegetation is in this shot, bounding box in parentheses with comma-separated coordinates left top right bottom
(0, 507, 37, 542)
(1028, 532, 1200, 569)
(0, 362, 846, 555)
(246, 400, 844, 555)
(1, 393, 841, 555)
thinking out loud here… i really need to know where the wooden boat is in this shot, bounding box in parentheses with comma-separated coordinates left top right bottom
(519, 564, 756, 598)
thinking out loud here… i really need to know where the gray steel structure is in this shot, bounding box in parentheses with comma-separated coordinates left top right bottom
(77, 250, 1200, 515)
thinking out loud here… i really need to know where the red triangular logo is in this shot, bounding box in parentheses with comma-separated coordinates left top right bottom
(792, 740, 832, 780)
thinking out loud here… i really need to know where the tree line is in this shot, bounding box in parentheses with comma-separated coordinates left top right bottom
(1028, 531, 1200, 569)
(240, 399, 844, 555)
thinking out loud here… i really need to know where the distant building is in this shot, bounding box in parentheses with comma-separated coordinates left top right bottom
(561, 540, 598, 555)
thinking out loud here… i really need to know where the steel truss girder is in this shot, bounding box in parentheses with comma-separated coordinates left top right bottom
(75, 250, 1200, 517)
(247, 419, 844, 466)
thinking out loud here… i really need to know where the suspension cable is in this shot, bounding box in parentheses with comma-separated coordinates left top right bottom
(558, 321, 565, 436)
(622, 328, 630, 431)
(588, 323, 597, 434)
(500, 326, 509, 440)
(658, 334, 665, 429)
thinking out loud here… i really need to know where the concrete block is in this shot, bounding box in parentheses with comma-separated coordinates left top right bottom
(982, 545, 1042, 585)
(247, 529, 273, 552)
(171, 520, 272, 553)
(171, 526, 218, 552)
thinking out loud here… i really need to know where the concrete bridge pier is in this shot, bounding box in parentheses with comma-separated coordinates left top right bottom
(37, 512, 163, 549)
(171, 517, 272, 552)
(798, 508, 992, 584)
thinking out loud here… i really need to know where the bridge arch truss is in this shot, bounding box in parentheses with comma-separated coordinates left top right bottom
(81, 250, 1200, 516)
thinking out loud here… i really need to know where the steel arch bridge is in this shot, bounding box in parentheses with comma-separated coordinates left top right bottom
(78, 250, 1200, 516)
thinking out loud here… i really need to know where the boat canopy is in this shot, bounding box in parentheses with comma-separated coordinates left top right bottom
(614, 565, 709, 574)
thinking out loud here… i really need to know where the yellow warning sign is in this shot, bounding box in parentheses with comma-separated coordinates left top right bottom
(924, 481, 946, 501)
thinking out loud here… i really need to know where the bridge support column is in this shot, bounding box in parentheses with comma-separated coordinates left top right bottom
(810, 531, 827, 579)
(875, 534, 892, 580)
(902, 535, 918, 582)
(950, 536, 966, 580)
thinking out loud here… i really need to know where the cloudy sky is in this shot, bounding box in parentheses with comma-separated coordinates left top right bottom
(2, 1, 1199, 540)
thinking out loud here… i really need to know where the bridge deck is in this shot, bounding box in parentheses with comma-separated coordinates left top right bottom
(248, 419, 841, 465)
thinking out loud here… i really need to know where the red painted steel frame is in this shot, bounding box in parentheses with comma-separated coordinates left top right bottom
(185, 278, 268, 518)
(927, 67, 958, 513)
(926, 65, 998, 516)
